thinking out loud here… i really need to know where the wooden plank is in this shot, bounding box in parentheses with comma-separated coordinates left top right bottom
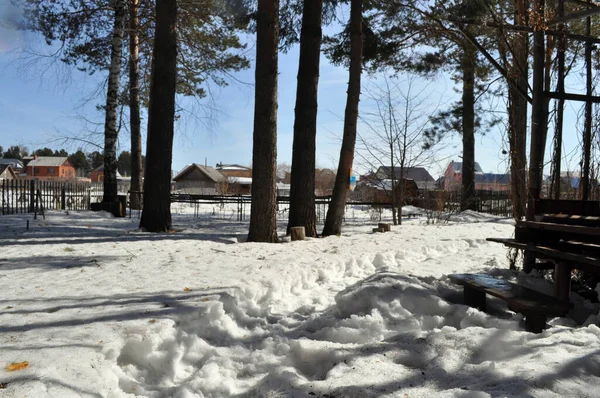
(518, 220, 600, 236)
(487, 238, 600, 268)
(449, 274, 570, 315)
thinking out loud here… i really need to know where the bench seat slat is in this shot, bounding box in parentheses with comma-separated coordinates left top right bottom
(449, 274, 570, 316)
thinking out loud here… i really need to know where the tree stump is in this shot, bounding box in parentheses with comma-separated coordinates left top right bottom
(372, 227, 384, 233)
(291, 226, 306, 241)
(378, 223, 391, 232)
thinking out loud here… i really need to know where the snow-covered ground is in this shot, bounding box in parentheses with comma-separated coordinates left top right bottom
(1, 205, 599, 397)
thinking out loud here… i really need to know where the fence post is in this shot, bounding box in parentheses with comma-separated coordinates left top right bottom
(61, 187, 66, 210)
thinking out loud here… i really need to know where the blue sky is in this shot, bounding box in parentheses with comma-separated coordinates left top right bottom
(0, 2, 587, 179)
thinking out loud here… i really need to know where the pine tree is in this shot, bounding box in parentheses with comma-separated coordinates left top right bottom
(139, 0, 178, 232)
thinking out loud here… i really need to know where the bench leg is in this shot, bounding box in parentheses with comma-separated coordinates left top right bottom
(525, 314, 547, 333)
(464, 286, 486, 311)
(523, 250, 536, 273)
(554, 263, 572, 303)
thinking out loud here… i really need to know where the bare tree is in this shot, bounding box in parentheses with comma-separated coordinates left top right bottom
(358, 74, 440, 225)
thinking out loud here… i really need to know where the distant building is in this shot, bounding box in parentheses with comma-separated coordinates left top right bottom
(25, 156, 75, 180)
(443, 161, 484, 191)
(216, 163, 252, 178)
(216, 163, 252, 194)
(0, 158, 24, 173)
(475, 173, 510, 192)
(0, 165, 18, 180)
(374, 166, 435, 189)
(89, 165, 122, 183)
(173, 164, 226, 195)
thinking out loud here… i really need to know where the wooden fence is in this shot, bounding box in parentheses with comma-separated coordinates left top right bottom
(1, 180, 92, 215)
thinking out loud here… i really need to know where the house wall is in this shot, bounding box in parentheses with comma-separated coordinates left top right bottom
(444, 164, 461, 191)
(0, 169, 16, 180)
(174, 168, 218, 194)
(26, 165, 75, 179)
(219, 169, 252, 178)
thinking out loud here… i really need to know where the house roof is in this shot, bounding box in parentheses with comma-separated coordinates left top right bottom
(475, 173, 510, 184)
(173, 164, 226, 183)
(216, 163, 251, 171)
(450, 161, 483, 173)
(91, 165, 122, 177)
(227, 176, 252, 185)
(376, 166, 435, 182)
(28, 157, 70, 167)
(0, 158, 24, 168)
(0, 164, 17, 177)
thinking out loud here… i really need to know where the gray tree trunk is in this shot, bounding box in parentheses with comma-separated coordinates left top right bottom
(103, 0, 126, 204)
(322, 0, 363, 236)
(129, 0, 143, 210)
(248, 0, 279, 243)
(139, 0, 178, 232)
(288, 0, 323, 238)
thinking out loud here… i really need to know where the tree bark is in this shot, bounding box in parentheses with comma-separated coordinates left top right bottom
(461, 38, 476, 211)
(288, 0, 323, 238)
(248, 0, 279, 243)
(527, 0, 546, 221)
(581, 15, 592, 200)
(129, 0, 143, 210)
(139, 0, 177, 232)
(552, 0, 565, 200)
(508, 0, 528, 219)
(103, 0, 126, 204)
(322, 0, 363, 237)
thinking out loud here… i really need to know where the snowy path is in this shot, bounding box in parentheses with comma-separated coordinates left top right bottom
(1, 209, 599, 397)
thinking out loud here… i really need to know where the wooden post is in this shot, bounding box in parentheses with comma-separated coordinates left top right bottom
(554, 262, 572, 302)
(290, 226, 306, 241)
(61, 187, 66, 210)
(378, 223, 391, 232)
(464, 286, 486, 311)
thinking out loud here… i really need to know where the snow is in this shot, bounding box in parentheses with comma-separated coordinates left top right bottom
(1, 205, 600, 397)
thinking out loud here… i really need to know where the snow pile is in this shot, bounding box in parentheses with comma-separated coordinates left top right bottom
(1, 207, 600, 397)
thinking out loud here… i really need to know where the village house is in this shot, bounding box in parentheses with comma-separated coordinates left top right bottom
(173, 164, 226, 195)
(0, 158, 24, 174)
(89, 165, 122, 183)
(374, 166, 436, 191)
(443, 161, 510, 192)
(216, 163, 252, 195)
(25, 156, 75, 180)
(0, 164, 18, 180)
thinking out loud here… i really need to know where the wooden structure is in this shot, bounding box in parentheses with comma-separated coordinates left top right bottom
(488, 199, 600, 302)
(25, 157, 76, 180)
(172, 164, 226, 195)
(449, 273, 571, 333)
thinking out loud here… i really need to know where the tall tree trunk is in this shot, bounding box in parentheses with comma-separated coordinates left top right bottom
(527, 0, 546, 223)
(139, 0, 177, 232)
(287, 0, 323, 238)
(508, 0, 528, 220)
(129, 0, 143, 210)
(248, 0, 279, 243)
(461, 38, 476, 211)
(552, 0, 565, 200)
(581, 15, 593, 200)
(102, 0, 126, 204)
(322, 0, 363, 236)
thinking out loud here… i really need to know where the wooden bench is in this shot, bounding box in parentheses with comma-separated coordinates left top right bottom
(449, 273, 572, 333)
(487, 199, 600, 302)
